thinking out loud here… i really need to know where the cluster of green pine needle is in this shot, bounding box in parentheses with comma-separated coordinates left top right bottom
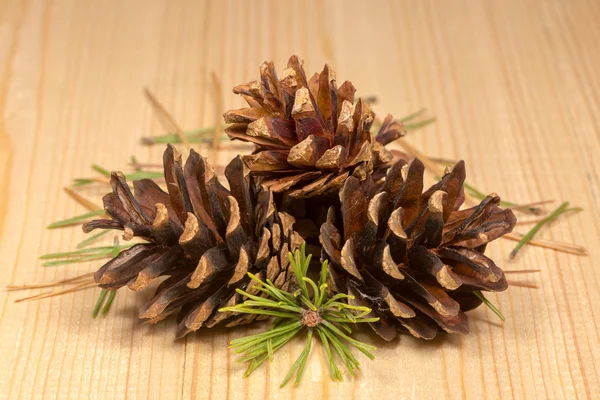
(219, 244, 379, 388)
(72, 161, 163, 187)
(40, 243, 132, 267)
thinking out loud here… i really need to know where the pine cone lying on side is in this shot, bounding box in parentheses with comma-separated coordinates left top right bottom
(224, 55, 406, 198)
(83, 145, 303, 338)
(319, 158, 517, 341)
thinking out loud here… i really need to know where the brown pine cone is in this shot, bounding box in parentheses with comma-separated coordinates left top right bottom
(224, 55, 406, 198)
(319, 158, 517, 340)
(83, 145, 303, 338)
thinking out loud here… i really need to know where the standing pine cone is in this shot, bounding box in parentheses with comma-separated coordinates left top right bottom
(319, 158, 517, 340)
(224, 55, 406, 198)
(83, 145, 303, 338)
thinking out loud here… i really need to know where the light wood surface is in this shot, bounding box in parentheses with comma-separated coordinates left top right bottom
(1, 1, 600, 399)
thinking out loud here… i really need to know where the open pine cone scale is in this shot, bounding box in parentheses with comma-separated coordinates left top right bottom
(84, 145, 303, 338)
(78, 55, 519, 344)
(319, 158, 517, 340)
(224, 55, 407, 198)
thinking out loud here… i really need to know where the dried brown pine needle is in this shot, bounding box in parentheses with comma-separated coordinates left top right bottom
(362, 95, 378, 104)
(397, 138, 587, 257)
(429, 156, 550, 214)
(397, 138, 448, 184)
(507, 280, 539, 289)
(79, 147, 303, 331)
(144, 87, 190, 150)
(507, 200, 554, 215)
(504, 270, 540, 289)
(503, 232, 587, 256)
(517, 217, 548, 226)
(129, 160, 162, 170)
(64, 187, 102, 211)
(210, 71, 224, 157)
(15, 280, 96, 303)
(318, 155, 513, 339)
(464, 183, 550, 213)
(7, 273, 93, 291)
(504, 269, 541, 274)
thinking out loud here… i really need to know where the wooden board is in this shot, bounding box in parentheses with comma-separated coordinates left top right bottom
(1, 0, 599, 398)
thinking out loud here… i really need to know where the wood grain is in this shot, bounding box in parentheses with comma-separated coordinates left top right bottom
(1, 1, 599, 398)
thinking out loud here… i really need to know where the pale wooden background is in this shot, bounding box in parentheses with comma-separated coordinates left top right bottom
(1, 0, 599, 399)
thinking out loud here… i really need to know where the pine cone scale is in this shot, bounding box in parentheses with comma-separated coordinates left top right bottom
(94, 244, 165, 288)
(320, 159, 516, 340)
(83, 145, 302, 337)
(225, 56, 406, 197)
(82, 55, 517, 345)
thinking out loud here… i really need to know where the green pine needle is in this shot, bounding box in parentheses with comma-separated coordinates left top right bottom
(473, 291, 505, 322)
(91, 240, 123, 318)
(370, 109, 435, 136)
(404, 118, 436, 131)
(43, 205, 142, 317)
(76, 230, 111, 248)
(399, 108, 427, 123)
(102, 291, 117, 316)
(463, 182, 520, 209)
(47, 209, 105, 229)
(123, 171, 164, 181)
(73, 163, 164, 187)
(219, 243, 378, 388)
(141, 126, 230, 145)
(431, 174, 545, 214)
(398, 108, 436, 130)
(509, 202, 581, 259)
(92, 289, 117, 318)
(92, 164, 111, 178)
(40, 244, 133, 260)
(92, 289, 108, 318)
(40, 243, 133, 267)
(72, 178, 96, 186)
(130, 156, 141, 171)
(42, 254, 111, 267)
(432, 162, 551, 215)
(39, 242, 133, 333)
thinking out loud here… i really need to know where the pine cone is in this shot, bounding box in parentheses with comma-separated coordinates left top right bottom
(224, 55, 406, 198)
(83, 145, 303, 338)
(319, 158, 517, 341)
